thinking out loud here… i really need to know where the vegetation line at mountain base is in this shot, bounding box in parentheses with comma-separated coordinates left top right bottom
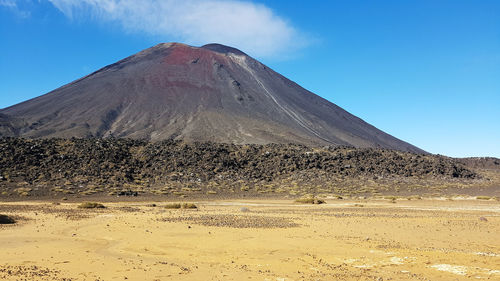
(1, 137, 498, 200)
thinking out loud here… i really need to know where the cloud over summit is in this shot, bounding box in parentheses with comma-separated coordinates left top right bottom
(47, 0, 303, 58)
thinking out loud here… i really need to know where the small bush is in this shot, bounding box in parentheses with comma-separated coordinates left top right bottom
(294, 198, 325, 204)
(165, 203, 182, 209)
(164, 203, 197, 209)
(476, 196, 491, 200)
(0, 214, 16, 224)
(182, 203, 198, 209)
(295, 198, 314, 204)
(78, 202, 106, 209)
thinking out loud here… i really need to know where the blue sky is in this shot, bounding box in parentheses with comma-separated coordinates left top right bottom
(1, 0, 499, 158)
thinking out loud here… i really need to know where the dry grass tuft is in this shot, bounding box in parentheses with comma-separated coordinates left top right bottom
(164, 203, 182, 209)
(164, 203, 197, 209)
(294, 198, 326, 204)
(182, 203, 198, 209)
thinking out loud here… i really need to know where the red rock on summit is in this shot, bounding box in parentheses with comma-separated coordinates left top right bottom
(0, 43, 423, 153)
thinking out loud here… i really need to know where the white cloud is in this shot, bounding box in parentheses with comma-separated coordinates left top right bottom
(1, 0, 30, 17)
(0, 0, 17, 7)
(46, 0, 305, 58)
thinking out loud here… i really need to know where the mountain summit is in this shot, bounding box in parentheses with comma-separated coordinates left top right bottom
(0, 43, 423, 153)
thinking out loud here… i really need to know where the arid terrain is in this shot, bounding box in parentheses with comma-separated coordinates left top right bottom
(1, 198, 499, 280)
(1, 138, 499, 280)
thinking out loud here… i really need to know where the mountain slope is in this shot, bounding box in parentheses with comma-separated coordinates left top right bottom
(0, 43, 424, 153)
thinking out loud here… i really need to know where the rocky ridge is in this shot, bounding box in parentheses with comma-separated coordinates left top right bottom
(0, 138, 480, 198)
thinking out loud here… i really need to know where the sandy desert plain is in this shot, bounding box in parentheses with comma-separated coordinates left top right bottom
(1, 196, 499, 281)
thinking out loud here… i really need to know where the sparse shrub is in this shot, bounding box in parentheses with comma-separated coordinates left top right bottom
(354, 204, 364, 207)
(78, 202, 106, 209)
(384, 196, 398, 203)
(0, 214, 16, 224)
(315, 199, 326, 204)
(294, 198, 325, 204)
(164, 203, 182, 209)
(165, 203, 197, 209)
(182, 203, 198, 209)
(295, 198, 314, 204)
(476, 196, 491, 200)
(16, 187, 32, 197)
(207, 191, 217, 195)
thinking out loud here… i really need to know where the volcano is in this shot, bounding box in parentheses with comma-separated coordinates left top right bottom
(0, 43, 423, 153)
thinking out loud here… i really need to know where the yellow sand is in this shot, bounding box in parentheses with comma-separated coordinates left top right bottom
(0, 199, 499, 280)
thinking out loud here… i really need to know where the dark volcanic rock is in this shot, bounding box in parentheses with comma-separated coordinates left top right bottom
(0, 138, 475, 197)
(0, 43, 422, 153)
(457, 157, 500, 170)
(0, 214, 16, 224)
